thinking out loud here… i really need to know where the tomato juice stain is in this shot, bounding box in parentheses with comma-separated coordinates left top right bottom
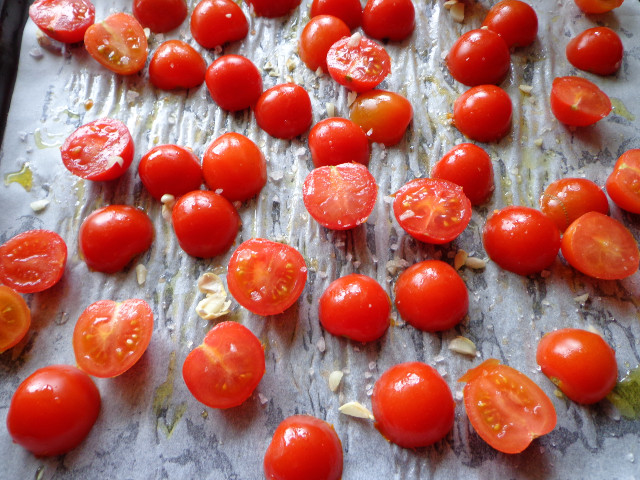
(34, 128, 65, 149)
(4, 163, 32, 191)
(611, 98, 635, 122)
(153, 351, 188, 438)
(608, 365, 640, 419)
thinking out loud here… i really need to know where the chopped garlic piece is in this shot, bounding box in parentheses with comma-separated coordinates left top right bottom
(196, 273, 231, 320)
(339, 401, 374, 420)
(286, 57, 296, 72)
(448, 336, 477, 356)
(329, 371, 343, 392)
(465, 257, 486, 269)
(574, 293, 589, 303)
(326, 102, 335, 117)
(135, 264, 148, 285)
(198, 272, 225, 294)
(347, 32, 362, 48)
(587, 324, 603, 337)
(454, 249, 468, 271)
(143, 27, 151, 39)
(30, 199, 50, 212)
(161, 194, 176, 222)
(107, 155, 124, 169)
(347, 91, 357, 107)
(534, 138, 543, 147)
(450, 3, 464, 22)
(443, 0, 457, 9)
(519, 84, 533, 94)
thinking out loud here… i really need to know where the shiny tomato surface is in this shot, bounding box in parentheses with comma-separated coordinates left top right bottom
(566, 27, 623, 76)
(308, 117, 370, 167)
(349, 90, 412, 146)
(149, 40, 207, 90)
(255, 84, 313, 139)
(29, 0, 95, 43)
(481, 0, 538, 48)
(299, 15, 350, 73)
(138, 144, 203, 200)
(190, 0, 248, 48)
(447, 28, 511, 86)
(133, 0, 187, 33)
(606, 149, 640, 214)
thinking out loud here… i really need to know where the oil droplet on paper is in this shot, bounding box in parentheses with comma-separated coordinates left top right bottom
(4, 163, 32, 191)
(611, 98, 636, 122)
(34, 128, 65, 149)
(153, 351, 188, 439)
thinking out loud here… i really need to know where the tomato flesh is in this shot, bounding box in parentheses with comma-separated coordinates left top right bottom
(0, 286, 31, 353)
(29, 0, 95, 43)
(606, 149, 640, 214)
(550, 76, 611, 127)
(246, 0, 302, 18)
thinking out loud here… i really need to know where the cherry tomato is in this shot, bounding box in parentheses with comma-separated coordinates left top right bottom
(246, 0, 302, 18)
(7, 365, 100, 456)
(483, 206, 561, 276)
(0, 230, 67, 294)
(79, 205, 154, 273)
(0, 286, 31, 353)
(308, 117, 370, 168)
(73, 299, 153, 378)
(138, 144, 203, 200)
(362, 0, 415, 42)
(171, 190, 240, 258)
(459, 359, 557, 454)
(326, 34, 391, 93)
(393, 178, 472, 244)
(447, 29, 510, 87)
(566, 27, 623, 76)
(550, 76, 612, 127)
(561, 211, 639, 280)
(481, 0, 538, 48)
(182, 321, 265, 409)
(606, 149, 640, 214)
(573, 0, 623, 14)
(227, 238, 307, 316)
(29, 0, 95, 44)
(149, 40, 207, 90)
(310, 0, 362, 30)
(264, 415, 343, 480)
(84, 13, 148, 75)
(302, 163, 378, 230)
(394, 260, 468, 331)
(202, 132, 267, 202)
(60, 118, 134, 181)
(190, 0, 248, 49)
(430, 143, 494, 205)
(255, 83, 313, 140)
(349, 90, 412, 146)
(537, 328, 617, 404)
(133, 0, 187, 33)
(453, 85, 512, 142)
(299, 15, 350, 73)
(372, 362, 455, 448)
(539, 177, 609, 232)
(205, 55, 263, 111)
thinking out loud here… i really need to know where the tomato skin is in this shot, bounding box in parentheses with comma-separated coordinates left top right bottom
(481, 0, 538, 48)
(79, 205, 154, 273)
(0, 230, 67, 294)
(264, 415, 343, 480)
(171, 190, 240, 258)
(255, 84, 313, 140)
(349, 90, 413, 146)
(29, 0, 95, 44)
(149, 40, 207, 90)
(573, 0, 623, 14)
(372, 362, 455, 448)
(453, 85, 512, 142)
(550, 76, 611, 127)
(326, 35, 391, 93)
(206, 55, 262, 112)
(138, 144, 203, 200)
(133, 0, 187, 33)
(191, 0, 248, 49)
(308, 117, 370, 168)
(566, 27, 623, 76)
(182, 321, 265, 409)
(6, 365, 101, 456)
(310, 0, 362, 30)
(0, 286, 31, 353)
(299, 15, 350, 73)
(606, 149, 640, 214)
(447, 29, 511, 87)
(537, 329, 617, 404)
(362, 0, 415, 42)
(246, 0, 302, 18)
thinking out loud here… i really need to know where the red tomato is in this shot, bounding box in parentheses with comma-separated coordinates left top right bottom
(483, 206, 561, 276)
(430, 143, 495, 205)
(453, 85, 512, 142)
(29, 0, 95, 43)
(310, 0, 362, 30)
(138, 144, 203, 200)
(264, 415, 343, 480)
(171, 190, 240, 258)
(84, 13, 148, 75)
(606, 149, 640, 214)
(308, 117, 370, 167)
(182, 321, 265, 409)
(393, 178, 472, 244)
(299, 15, 350, 73)
(302, 163, 378, 230)
(573, 0, 623, 14)
(394, 260, 468, 331)
(6, 365, 100, 456)
(561, 211, 639, 280)
(60, 118, 134, 181)
(459, 359, 557, 454)
(447, 29, 510, 87)
(318, 273, 390, 342)
(149, 40, 207, 90)
(227, 238, 308, 316)
(205, 55, 263, 111)
(255, 83, 313, 140)
(362, 0, 415, 42)
(0, 286, 31, 353)
(372, 362, 454, 448)
(349, 90, 413, 146)
(539, 177, 609, 231)
(326, 34, 391, 93)
(537, 328, 617, 404)
(246, 0, 302, 18)
(481, 0, 538, 48)
(79, 205, 154, 273)
(190, 0, 248, 49)
(202, 132, 267, 202)
(0, 230, 67, 294)
(566, 27, 623, 76)
(550, 76, 611, 127)
(133, 0, 187, 33)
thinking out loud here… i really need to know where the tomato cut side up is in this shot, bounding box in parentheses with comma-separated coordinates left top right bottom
(349, 90, 413, 146)
(0, 286, 31, 353)
(550, 76, 611, 127)
(149, 40, 207, 90)
(299, 15, 350, 73)
(481, 0, 538, 48)
(133, 0, 187, 33)
(362, 0, 415, 42)
(308, 117, 370, 167)
(255, 83, 313, 139)
(566, 27, 623, 76)
(206, 55, 263, 111)
(453, 85, 512, 142)
(310, 0, 362, 30)
(29, 0, 95, 44)
(447, 29, 511, 87)
(191, 0, 248, 49)
(606, 149, 640, 214)
(138, 144, 203, 200)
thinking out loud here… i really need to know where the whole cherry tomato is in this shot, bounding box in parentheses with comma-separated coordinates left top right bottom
(246, 0, 302, 18)
(133, 0, 187, 33)
(349, 90, 412, 146)
(573, 0, 623, 14)
(550, 76, 611, 127)
(191, 0, 248, 49)
(0, 286, 31, 353)
(447, 29, 511, 86)
(206, 55, 263, 111)
(566, 27, 623, 76)
(29, 0, 95, 43)
(299, 15, 350, 73)
(481, 0, 538, 48)
(310, 0, 362, 30)
(255, 84, 313, 139)
(606, 149, 640, 214)
(308, 117, 370, 167)
(149, 40, 207, 90)
(362, 0, 415, 42)
(453, 85, 512, 142)
(138, 144, 203, 200)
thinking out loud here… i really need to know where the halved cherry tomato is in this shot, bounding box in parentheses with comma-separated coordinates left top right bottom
(182, 321, 265, 409)
(561, 211, 639, 280)
(566, 27, 623, 76)
(481, 0, 538, 48)
(227, 238, 308, 316)
(537, 328, 617, 404)
(7, 365, 100, 456)
(349, 90, 412, 146)
(205, 55, 263, 111)
(459, 359, 557, 454)
(362, 0, 415, 42)
(149, 40, 207, 90)
(550, 76, 611, 127)
(447, 29, 511, 87)
(84, 13, 148, 75)
(60, 118, 134, 181)
(299, 15, 350, 73)
(0, 230, 67, 293)
(393, 178, 472, 244)
(246, 0, 302, 18)
(133, 0, 187, 33)
(573, 0, 623, 14)
(606, 149, 640, 214)
(79, 205, 154, 273)
(255, 83, 313, 140)
(453, 85, 512, 142)
(73, 299, 153, 378)
(302, 163, 378, 230)
(191, 0, 248, 49)
(310, 0, 362, 30)
(308, 117, 370, 167)
(29, 0, 95, 44)
(138, 144, 203, 200)
(372, 362, 454, 448)
(0, 286, 31, 353)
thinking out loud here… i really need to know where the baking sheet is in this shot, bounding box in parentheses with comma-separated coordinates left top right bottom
(1, 0, 640, 478)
